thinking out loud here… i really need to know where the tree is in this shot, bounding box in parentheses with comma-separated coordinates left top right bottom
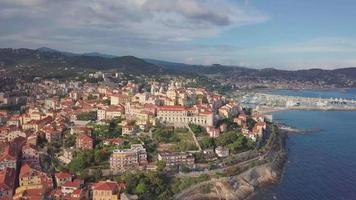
(122, 171, 171, 199)
(140, 135, 157, 161)
(87, 94, 97, 100)
(153, 127, 177, 143)
(68, 150, 94, 174)
(102, 99, 110, 105)
(77, 111, 97, 121)
(216, 131, 238, 147)
(156, 160, 166, 172)
(92, 123, 122, 139)
(37, 134, 47, 148)
(92, 169, 102, 181)
(247, 139, 255, 149)
(189, 124, 207, 137)
(200, 136, 215, 149)
(68, 157, 86, 173)
(135, 182, 147, 194)
(64, 135, 76, 148)
(247, 118, 256, 130)
(94, 148, 110, 163)
(180, 165, 190, 173)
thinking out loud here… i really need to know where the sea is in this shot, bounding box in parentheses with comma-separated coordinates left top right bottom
(252, 89, 356, 200)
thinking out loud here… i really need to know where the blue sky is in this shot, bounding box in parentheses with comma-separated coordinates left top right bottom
(1, 0, 356, 69)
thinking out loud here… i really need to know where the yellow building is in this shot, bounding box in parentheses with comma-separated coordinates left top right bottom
(17, 164, 53, 194)
(92, 181, 122, 200)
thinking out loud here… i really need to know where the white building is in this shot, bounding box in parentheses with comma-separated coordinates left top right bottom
(157, 106, 214, 127)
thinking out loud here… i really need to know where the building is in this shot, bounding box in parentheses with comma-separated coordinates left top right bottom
(4, 130, 26, 142)
(97, 105, 124, 121)
(234, 114, 247, 128)
(219, 123, 228, 132)
(252, 122, 267, 136)
(110, 94, 131, 106)
(76, 134, 94, 150)
(122, 125, 137, 135)
(21, 144, 40, 166)
(0, 144, 18, 170)
(157, 106, 213, 127)
(13, 188, 46, 200)
(110, 144, 147, 171)
(61, 179, 84, 196)
(92, 181, 125, 200)
(70, 188, 87, 200)
(44, 129, 62, 143)
(103, 138, 127, 146)
(206, 126, 220, 138)
(215, 146, 229, 158)
(71, 125, 91, 135)
(55, 172, 72, 187)
(0, 168, 16, 199)
(22, 116, 53, 132)
(18, 163, 53, 192)
(157, 152, 195, 167)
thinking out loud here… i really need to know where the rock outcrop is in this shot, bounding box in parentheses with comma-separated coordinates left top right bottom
(176, 163, 278, 200)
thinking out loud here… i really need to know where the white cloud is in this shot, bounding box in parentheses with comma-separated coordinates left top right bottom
(0, 0, 267, 53)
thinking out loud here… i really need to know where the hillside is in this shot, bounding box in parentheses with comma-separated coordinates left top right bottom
(0, 48, 167, 78)
(1, 48, 356, 87)
(146, 59, 356, 87)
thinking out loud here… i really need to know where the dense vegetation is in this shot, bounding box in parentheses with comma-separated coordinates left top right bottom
(113, 171, 210, 200)
(76, 111, 97, 121)
(0, 48, 167, 78)
(152, 126, 198, 151)
(216, 131, 255, 153)
(91, 118, 122, 139)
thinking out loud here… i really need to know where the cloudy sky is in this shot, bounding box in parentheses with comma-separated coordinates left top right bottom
(1, 0, 356, 69)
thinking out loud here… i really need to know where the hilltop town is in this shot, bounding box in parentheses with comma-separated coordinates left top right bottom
(0, 72, 280, 200)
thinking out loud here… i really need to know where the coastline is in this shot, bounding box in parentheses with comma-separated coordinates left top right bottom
(174, 129, 288, 200)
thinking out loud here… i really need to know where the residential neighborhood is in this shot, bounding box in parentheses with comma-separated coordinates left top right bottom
(0, 73, 271, 200)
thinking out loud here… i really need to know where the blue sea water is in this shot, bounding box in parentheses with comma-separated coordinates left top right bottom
(253, 90, 356, 200)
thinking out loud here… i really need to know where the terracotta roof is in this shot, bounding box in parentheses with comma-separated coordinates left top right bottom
(105, 138, 127, 145)
(77, 134, 93, 142)
(158, 105, 187, 111)
(0, 144, 17, 161)
(71, 188, 82, 195)
(51, 188, 62, 196)
(92, 181, 119, 192)
(19, 163, 34, 177)
(20, 188, 45, 199)
(0, 168, 16, 190)
(55, 171, 72, 179)
(62, 179, 82, 188)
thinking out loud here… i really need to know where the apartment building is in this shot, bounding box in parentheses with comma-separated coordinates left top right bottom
(157, 151, 195, 167)
(110, 144, 147, 171)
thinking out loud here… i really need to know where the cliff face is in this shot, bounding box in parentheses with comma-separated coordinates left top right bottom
(176, 163, 279, 200)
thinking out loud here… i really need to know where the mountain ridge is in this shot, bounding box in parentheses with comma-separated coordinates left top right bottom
(1, 47, 356, 87)
(0, 48, 168, 78)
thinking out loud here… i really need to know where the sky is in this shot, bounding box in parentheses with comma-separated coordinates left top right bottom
(1, 0, 356, 69)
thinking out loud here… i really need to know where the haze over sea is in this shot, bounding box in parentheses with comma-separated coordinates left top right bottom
(253, 89, 356, 200)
